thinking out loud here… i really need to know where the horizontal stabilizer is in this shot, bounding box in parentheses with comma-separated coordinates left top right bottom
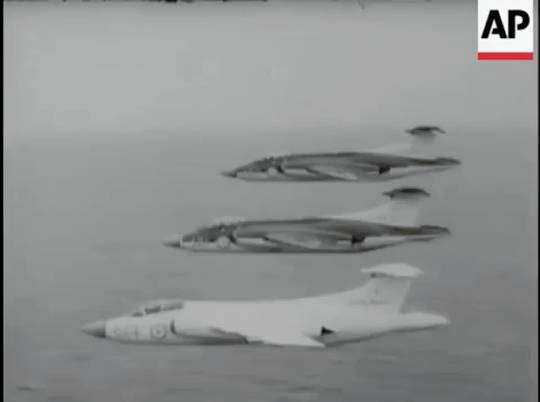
(405, 126, 446, 136)
(361, 263, 422, 278)
(383, 187, 430, 200)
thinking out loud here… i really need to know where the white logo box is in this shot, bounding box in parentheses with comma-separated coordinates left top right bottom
(478, 0, 534, 60)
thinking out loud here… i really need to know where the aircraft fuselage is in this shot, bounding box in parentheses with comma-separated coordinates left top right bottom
(167, 218, 449, 253)
(83, 300, 448, 347)
(221, 152, 460, 182)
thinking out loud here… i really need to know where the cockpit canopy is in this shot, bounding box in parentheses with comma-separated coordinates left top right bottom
(235, 151, 290, 171)
(259, 151, 290, 160)
(192, 216, 244, 233)
(212, 216, 245, 225)
(129, 299, 184, 317)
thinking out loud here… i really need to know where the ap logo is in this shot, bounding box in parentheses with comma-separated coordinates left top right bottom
(478, 0, 534, 60)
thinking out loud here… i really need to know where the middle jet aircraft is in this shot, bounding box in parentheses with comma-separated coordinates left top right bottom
(220, 126, 460, 182)
(163, 187, 450, 253)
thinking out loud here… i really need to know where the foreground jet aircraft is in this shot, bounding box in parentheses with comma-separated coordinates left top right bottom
(82, 264, 449, 348)
(163, 187, 449, 253)
(221, 126, 459, 182)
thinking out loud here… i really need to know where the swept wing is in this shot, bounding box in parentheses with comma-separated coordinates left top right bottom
(262, 231, 351, 250)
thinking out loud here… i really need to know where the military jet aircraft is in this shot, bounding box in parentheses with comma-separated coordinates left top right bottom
(163, 187, 449, 253)
(82, 263, 449, 348)
(220, 126, 459, 182)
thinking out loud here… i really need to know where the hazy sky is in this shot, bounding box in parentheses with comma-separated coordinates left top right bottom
(4, 1, 537, 143)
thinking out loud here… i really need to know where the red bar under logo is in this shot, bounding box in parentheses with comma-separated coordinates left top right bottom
(478, 52, 534, 60)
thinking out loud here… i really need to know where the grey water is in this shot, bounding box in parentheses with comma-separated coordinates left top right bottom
(3, 1, 538, 402)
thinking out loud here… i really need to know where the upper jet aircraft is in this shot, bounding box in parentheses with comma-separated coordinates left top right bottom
(82, 263, 449, 348)
(163, 187, 449, 253)
(221, 126, 460, 182)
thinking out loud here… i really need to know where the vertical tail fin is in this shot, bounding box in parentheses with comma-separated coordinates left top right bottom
(334, 264, 422, 312)
(333, 187, 430, 227)
(405, 126, 446, 153)
(378, 187, 430, 226)
(369, 126, 446, 156)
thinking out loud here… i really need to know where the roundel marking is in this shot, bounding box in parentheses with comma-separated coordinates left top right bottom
(150, 323, 168, 340)
(217, 235, 231, 249)
(267, 166, 280, 176)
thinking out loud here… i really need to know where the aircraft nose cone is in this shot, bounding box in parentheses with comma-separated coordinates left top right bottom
(220, 170, 237, 178)
(82, 321, 107, 338)
(162, 235, 182, 249)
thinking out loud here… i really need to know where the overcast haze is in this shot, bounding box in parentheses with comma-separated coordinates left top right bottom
(3, 2, 538, 402)
(4, 1, 536, 141)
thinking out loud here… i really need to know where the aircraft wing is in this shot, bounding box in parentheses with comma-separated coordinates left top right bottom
(174, 324, 324, 348)
(303, 152, 437, 180)
(247, 331, 325, 348)
(358, 152, 459, 168)
(213, 324, 325, 348)
(305, 164, 378, 181)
